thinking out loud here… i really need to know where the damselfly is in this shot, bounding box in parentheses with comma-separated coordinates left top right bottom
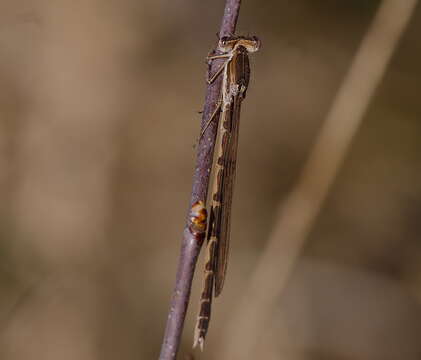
(194, 35, 260, 350)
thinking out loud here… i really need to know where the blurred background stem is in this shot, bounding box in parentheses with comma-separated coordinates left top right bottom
(216, 0, 418, 358)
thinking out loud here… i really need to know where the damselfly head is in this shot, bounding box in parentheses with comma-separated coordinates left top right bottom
(218, 35, 261, 53)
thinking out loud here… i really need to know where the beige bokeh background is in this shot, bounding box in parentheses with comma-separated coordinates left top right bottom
(1, 1, 421, 359)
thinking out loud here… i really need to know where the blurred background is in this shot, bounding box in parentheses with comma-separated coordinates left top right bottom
(1, 0, 421, 359)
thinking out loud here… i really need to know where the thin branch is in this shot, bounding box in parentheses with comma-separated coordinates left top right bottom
(158, 1, 242, 359)
(215, 0, 418, 358)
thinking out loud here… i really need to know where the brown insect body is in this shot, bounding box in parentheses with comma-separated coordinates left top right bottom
(194, 36, 260, 350)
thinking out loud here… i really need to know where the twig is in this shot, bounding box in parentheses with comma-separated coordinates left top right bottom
(215, 0, 418, 358)
(158, 1, 242, 359)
